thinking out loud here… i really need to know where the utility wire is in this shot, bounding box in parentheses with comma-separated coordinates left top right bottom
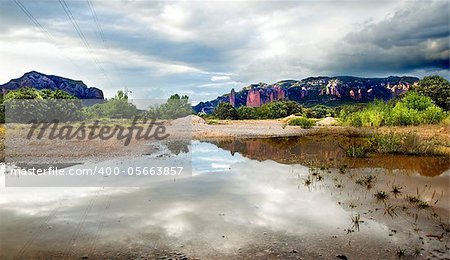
(13, 0, 92, 82)
(58, 0, 115, 89)
(86, 0, 128, 91)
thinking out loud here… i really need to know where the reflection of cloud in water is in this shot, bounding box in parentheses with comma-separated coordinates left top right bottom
(0, 141, 426, 256)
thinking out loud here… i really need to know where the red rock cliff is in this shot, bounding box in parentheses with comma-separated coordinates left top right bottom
(246, 88, 262, 107)
(230, 88, 236, 107)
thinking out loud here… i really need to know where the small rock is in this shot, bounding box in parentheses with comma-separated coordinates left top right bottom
(336, 255, 348, 260)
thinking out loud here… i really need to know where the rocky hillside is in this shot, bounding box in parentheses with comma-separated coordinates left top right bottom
(194, 76, 419, 113)
(0, 71, 104, 99)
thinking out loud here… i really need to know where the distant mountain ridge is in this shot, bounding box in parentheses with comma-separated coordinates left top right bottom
(194, 76, 419, 113)
(0, 71, 104, 99)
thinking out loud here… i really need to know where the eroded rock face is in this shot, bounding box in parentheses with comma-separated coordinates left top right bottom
(192, 76, 419, 113)
(349, 89, 362, 100)
(246, 88, 262, 107)
(320, 79, 341, 98)
(1, 71, 104, 99)
(245, 85, 287, 107)
(230, 88, 236, 107)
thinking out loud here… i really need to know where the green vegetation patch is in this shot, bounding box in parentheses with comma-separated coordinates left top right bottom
(288, 117, 315, 128)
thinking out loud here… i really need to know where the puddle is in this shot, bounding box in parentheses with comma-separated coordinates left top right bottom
(209, 137, 450, 177)
(0, 139, 449, 259)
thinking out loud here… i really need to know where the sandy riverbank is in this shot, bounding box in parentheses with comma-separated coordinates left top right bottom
(191, 118, 450, 148)
(0, 118, 449, 163)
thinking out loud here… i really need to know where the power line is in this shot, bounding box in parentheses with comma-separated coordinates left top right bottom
(86, 0, 128, 91)
(58, 0, 115, 89)
(87, 0, 106, 45)
(12, 0, 94, 83)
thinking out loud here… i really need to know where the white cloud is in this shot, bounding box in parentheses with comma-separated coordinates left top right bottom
(210, 75, 231, 82)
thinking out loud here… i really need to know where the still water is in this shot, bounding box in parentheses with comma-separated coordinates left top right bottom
(0, 139, 449, 259)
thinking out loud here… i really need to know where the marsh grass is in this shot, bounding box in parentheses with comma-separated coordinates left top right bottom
(406, 195, 421, 204)
(372, 132, 434, 155)
(288, 117, 315, 128)
(304, 176, 313, 186)
(374, 191, 389, 202)
(345, 146, 368, 158)
(355, 175, 376, 190)
(314, 125, 448, 156)
(206, 119, 222, 125)
(383, 203, 398, 217)
(338, 164, 348, 174)
(350, 213, 363, 232)
(417, 201, 430, 209)
(396, 248, 405, 259)
(391, 184, 403, 198)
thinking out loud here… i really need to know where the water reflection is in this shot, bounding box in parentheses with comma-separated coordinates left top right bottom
(0, 140, 448, 259)
(209, 137, 450, 177)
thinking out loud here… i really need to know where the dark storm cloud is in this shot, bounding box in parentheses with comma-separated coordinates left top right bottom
(324, 1, 449, 75)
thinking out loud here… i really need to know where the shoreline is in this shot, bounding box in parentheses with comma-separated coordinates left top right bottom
(0, 120, 449, 163)
(192, 119, 450, 155)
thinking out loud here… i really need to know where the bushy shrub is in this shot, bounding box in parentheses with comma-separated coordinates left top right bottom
(235, 101, 303, 120)
(258, 102, 289, 119)
(401, 91, 434, 111)
(341, 92, 446, 127)
(214, 102, 238, 120)
(411, 75, 450, 111)
(237, 106, 257, 119)
(304, 105, 336, 118)
(288, 117, 315, 128)
(84, 90, 139, 119)
(3, 87, 82, 122)
(384, 102, 420, 126)
(372, 132, 432, 155)
(347, 113, 363, 127)
(420, 105, 446, 124)
(346, 146, 368, 158)
(146, 94, 192, 119)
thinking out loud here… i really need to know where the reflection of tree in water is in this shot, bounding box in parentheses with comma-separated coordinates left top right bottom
(209, 137, 449, 177)
(165, 140, 190, 155)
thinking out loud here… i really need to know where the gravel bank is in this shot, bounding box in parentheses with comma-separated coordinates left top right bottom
(192, 119, 319, 139)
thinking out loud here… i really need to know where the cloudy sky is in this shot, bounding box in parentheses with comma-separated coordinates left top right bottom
(0, 0, 448, 102)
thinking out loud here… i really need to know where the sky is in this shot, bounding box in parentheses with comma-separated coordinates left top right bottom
(0, 0, 448, 102)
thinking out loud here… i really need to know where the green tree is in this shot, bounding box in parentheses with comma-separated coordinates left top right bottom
(260, 102, 289, 119)
(214, 102, 238, 120)
(237, 106, 257, 119)
(162, 94, 192, 119)
(401, 91, 434, 111)
(284, 101, 303, 115)
(83, 90, 139, 119)
(5, 87, 43, 100)
(114, 90, 128, 101)
(304, 105, 335, 118)
(40, 89, 76, 99)
(411, 75, 450, 110)
(3, 88, 81, 122)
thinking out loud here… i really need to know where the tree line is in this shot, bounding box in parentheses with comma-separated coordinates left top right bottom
(0, 89, 193, 122)
(209, 75, 449, 127)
